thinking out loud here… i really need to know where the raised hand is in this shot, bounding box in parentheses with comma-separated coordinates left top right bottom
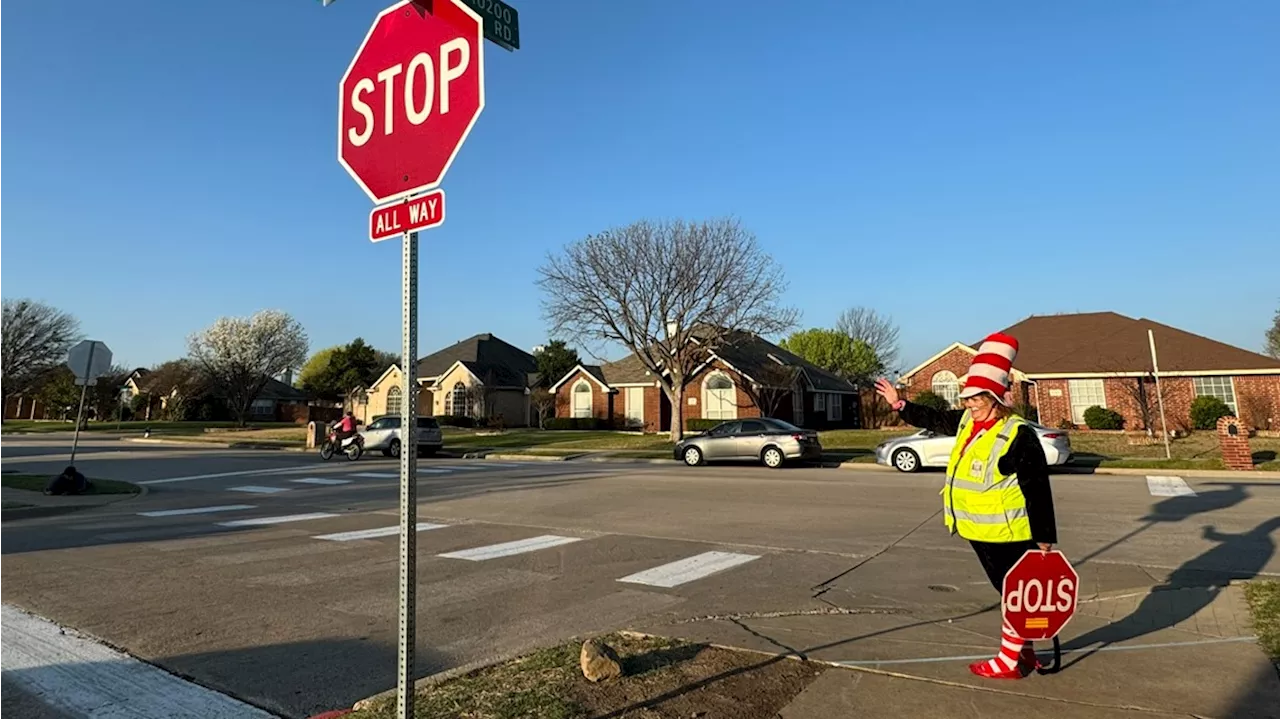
(874, 378, 900, 408)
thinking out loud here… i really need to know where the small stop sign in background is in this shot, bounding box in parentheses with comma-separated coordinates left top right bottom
(339, 0, 485, 204)
(1002, 550, 1079, 641)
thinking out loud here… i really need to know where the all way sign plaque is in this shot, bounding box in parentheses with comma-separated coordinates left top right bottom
(370, 189, 446, 241)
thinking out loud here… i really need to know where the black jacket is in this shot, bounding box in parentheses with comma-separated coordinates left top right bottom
(898, 402, 1057, 545)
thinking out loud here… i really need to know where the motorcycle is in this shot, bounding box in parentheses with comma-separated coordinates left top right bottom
(320, 424, 364, 461)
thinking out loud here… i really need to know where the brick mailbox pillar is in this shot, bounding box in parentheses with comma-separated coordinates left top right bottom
(1216, 416, 1254, 471)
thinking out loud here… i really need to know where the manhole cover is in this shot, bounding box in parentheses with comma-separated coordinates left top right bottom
(928, 584, 958, 593)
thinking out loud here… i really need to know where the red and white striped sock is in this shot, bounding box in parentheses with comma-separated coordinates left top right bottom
(985, 620, 1024, 674)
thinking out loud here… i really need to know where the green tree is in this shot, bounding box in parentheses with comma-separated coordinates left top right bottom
(534, 340, 581, 387)
(779, 328, 883, 385)
(300, 338, 384, 400)
(34, 367, 80, 419)
(1266, 306, 1280, 359)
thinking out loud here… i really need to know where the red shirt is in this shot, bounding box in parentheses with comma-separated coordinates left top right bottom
(338, 416, 356, 432)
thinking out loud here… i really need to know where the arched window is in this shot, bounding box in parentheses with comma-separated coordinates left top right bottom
(931, 371, 960, 408)
(703, 372, 737, 420)
(572, 380, 593, 418)
(385, 386, 403, 416)
(449, 382, 468, 417)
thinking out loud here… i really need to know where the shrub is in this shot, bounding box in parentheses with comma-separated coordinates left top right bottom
(1190, 395, 1233, 430)
(1012, 403, 1039, 423)
(1083, 405, 1125, 430)
(912, 390, 951, 412)
(435, 415, 475, 428)
(543, 417, 610, 431)
(685, 418, 723, 432)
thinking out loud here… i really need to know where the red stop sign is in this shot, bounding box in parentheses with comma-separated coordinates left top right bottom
(1002, 550, 1079, 641)
(338, 0, 485, 204)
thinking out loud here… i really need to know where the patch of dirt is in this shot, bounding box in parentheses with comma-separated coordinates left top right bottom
(567, 637, 824, 719)
(346, 634, 825, 719)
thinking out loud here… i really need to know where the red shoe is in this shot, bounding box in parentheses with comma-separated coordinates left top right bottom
(968, 658, 1025, 679)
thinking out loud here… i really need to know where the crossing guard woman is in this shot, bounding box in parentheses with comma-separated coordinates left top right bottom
(875, 332, 1058, 679)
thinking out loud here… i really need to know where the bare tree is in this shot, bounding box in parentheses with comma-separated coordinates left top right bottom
(836, 307, 900, 373)
(539, 218, 797, 440)
(1, 299, 81, 407)
(530, 387, 556, 428)
(737, 361, 799, 419)
(188, 310, 309, 427)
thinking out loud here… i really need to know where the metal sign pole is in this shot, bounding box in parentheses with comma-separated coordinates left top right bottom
(397, 229, 420, 719)
(69, 342, 96, 465)
(1148, 329, 1172, 460)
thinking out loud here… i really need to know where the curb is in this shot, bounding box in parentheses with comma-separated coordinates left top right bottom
(1, 484, 149, 517)
(120, 437, 308, 452)
(832, 459, 1280, 480)
(350, 646, 538, 712)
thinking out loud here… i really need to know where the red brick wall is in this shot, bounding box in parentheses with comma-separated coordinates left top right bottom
(1234, 375, 1280, 431)
(680, 361, 762, 424)
(554, 370, 613, 421)
(903, 347, 973, 400)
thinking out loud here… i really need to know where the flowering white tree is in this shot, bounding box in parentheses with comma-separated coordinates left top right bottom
(187, 310, 309, 426)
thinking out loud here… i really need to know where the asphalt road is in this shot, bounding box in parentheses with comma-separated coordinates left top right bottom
(3, 434, 1279, 718)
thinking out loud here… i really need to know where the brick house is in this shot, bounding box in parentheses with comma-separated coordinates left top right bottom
(354, 333, 539, 426)
(899, 312, 1280, 432)
(550, 330, 862, 432)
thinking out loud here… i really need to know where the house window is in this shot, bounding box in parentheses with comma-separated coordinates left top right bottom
(792, 389, 805, 425)
(814, 393, 825, 412)
(249, 399, 274, 417)
(704, 373, 737, 420)
(931, 371, 960, 408)
(1193, 377, 1237, 414)
(386, 386, 403, 416)
(828, 394, 843, 421)
(1067, 379, 1106, 425)
(572, 380, 593, 418)
(449, 382, 468, 417)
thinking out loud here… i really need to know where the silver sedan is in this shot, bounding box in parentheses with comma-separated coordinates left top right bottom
(875, 423, 1072, 473)
(675, 418, 823, 468)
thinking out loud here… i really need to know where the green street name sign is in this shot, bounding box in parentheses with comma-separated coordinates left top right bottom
(457, 0, 519, 51)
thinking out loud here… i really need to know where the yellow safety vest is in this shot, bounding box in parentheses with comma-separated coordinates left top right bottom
(942, 411, 1032, 543)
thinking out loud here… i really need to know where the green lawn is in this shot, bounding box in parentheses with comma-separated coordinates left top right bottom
(1, 420, 298, 436)
(1068, 432, 1280, 471)
(1245, 581, 1280, 664)
(1, 473, 140, 495)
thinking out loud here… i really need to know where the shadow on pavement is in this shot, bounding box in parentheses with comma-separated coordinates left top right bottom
(1063, 515, 1280, 669)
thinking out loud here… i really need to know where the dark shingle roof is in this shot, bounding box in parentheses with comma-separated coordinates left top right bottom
(417, 333, 538, 388)
(714, 331, 856, 392)
(990, 313, 1280, 374)
(258, 377, 310, 401)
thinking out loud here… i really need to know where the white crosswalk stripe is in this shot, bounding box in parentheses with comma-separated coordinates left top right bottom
(1146, 475, 1196, 497)
(289, 478, 353, 486)
(617, 551, 761, 588)
(349, 472, 398, 478)
(313, 523, 448, 542)
(217, 513, 338, 527)
(138, 505, 256, 517)
(438, 535, 581, 561)
(228, 486, 291, 494)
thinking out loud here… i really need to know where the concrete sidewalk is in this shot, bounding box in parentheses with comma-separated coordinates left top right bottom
(633, 580, 1280, 718)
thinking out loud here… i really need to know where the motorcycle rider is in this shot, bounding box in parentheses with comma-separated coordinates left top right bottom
(332, 411, 359, 449)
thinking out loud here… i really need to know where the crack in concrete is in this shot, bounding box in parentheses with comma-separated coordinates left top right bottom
(670, 606, 910, 625)
(839, 663, 1204, 716)
(810, 509, 942, 592)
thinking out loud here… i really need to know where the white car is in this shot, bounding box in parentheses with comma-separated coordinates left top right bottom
(875, 423, 1072, 473)
(359, 415, 443, 458)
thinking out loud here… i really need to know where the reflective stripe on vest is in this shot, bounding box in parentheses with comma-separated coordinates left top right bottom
(942, 412, 1032, 543)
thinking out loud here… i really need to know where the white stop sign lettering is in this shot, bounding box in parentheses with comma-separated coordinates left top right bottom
(346, 38, 471, 147)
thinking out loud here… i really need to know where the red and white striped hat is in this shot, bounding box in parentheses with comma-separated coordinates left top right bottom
(958, 332, 1019, 406)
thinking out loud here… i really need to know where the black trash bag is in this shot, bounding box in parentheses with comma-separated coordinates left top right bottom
(45, 466, 90, 496)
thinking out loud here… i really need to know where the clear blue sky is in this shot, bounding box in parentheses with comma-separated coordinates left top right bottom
(4, 0, 1278, 372)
